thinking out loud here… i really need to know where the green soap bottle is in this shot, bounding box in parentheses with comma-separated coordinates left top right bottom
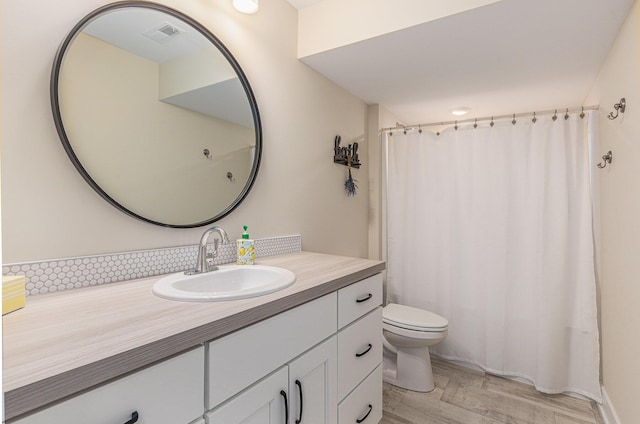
(237, 225, 255, 265)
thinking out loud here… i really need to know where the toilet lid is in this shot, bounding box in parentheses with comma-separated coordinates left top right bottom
(383, 303, 448, 331)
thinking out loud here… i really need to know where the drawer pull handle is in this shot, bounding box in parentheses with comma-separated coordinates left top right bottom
(124, 411, 139, 424)
(356, 404, 373, 423)
(280, 390, 289, 424)
(356, 293, 373, 303)
(355, 343, 373, 358)
(295, 379, 303, 424)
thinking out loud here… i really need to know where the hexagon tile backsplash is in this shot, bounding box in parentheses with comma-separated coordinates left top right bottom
(3, 235, 302, 296)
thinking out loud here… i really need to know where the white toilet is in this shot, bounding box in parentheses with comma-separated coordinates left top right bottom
(382, 303, 448, 392)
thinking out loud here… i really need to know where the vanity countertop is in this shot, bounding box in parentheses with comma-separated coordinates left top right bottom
(2, 251, 384, 420)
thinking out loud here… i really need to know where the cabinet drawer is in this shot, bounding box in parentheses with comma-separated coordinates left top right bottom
(207, 292, 337, 409)
(338, 365, 382, 424)
(13, 347, 205, 424)
(338, 274, 382, 329)
(337, 307, 382, 400)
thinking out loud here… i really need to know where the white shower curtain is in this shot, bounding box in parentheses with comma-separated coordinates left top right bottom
(385, 112, 601, 401)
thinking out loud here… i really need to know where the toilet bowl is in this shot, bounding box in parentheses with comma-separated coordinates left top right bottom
(382, 303, 448, 392)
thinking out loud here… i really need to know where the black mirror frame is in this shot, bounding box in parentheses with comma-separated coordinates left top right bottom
(50, 1, 262, 228)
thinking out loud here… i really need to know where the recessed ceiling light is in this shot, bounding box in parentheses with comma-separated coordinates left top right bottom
(233, 0, 259, 14)
(451, 107, 472, 116)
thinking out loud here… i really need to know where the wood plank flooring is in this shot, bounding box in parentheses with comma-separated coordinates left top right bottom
(381, 358, 604, 424)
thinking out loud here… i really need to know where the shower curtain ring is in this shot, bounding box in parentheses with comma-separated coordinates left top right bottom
(580, 106, 585, 119)
(553, 110, 558, 121)
(512, 114, 516, 125)
(532, 112, 537, 123)
(564, 108, 570, 120)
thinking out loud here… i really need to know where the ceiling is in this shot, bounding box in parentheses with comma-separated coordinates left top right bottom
(288, 0, 633, 124)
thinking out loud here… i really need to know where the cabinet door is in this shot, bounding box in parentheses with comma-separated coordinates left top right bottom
(13, 347, 205, 424)
(288, 336, 337, 424)
(206, 367, 288, 424)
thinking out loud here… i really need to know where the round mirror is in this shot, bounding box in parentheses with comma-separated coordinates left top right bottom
(51, 1, 262, 228)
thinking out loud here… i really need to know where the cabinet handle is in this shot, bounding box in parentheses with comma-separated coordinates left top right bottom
(355, 343, 373, 358)
(280, 390, 289, 424)
(356, 404, 373, 423)
(295, 379, 303, 424)
(123, 411, 139, 424)
(356, 293, 373, 303)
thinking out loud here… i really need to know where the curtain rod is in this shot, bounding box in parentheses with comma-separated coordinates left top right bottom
(381, 105, 600, 133)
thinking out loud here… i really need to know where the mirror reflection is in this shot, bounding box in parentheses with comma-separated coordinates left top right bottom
(53, 3, 261, 227)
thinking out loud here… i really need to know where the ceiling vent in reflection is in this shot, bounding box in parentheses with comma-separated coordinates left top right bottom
(143, 22, 184, 43)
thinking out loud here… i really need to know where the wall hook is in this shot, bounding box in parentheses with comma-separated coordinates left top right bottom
(203, 148, 212, 159)
(597, 151, 613, 169)
(333, 135, 361, 168)
(608, 98, 626, 120)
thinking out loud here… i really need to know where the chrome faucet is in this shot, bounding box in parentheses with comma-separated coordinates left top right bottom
(186, 226, 229, 275)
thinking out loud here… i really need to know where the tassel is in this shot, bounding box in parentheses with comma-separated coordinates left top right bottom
(344, 155, 358, 196)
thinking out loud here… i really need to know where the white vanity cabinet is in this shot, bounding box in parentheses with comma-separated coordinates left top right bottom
(9, 272, 383, 424)
(12, 347, 205, 424)
(205, 273, 383, 424)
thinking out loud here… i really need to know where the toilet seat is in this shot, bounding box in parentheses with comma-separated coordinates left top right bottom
(383, 303, 448, 332)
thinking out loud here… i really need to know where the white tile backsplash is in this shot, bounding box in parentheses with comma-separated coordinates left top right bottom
(3, 235, 302, 296)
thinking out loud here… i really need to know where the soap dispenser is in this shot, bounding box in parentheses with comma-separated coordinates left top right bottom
(237, 225, 255, 265)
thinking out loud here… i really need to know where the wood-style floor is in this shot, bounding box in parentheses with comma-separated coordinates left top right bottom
(381, 358, 604, 424)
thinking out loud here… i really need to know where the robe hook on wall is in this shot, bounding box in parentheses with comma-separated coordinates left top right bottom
(597, 151, 613, 169)
(608, 98, 626, 120)
(333, 135, 361, 168)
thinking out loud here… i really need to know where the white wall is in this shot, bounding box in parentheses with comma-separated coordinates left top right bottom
(586, 1, 640, 422)
(367, 104, 403, 261)
(0, 0, 369, 263)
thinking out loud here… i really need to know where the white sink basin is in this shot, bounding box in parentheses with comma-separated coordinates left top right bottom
(152, 265, 296, 301)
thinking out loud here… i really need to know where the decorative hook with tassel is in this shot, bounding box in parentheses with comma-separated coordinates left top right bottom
(344, 155, 358, 196)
